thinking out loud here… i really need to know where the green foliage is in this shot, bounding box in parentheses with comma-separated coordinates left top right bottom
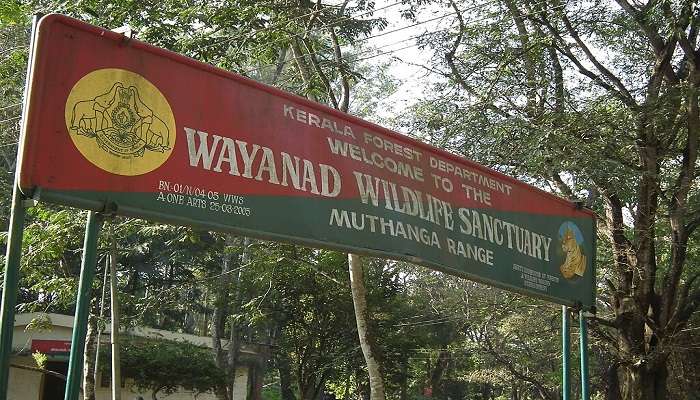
(104, 336, 225, 397)
(400, 0, 700, 397)
(0, 1, 28, 25)
(31, 351, 47, 369)
(24, 313, 52, 332)
(3, 0, 697, 398)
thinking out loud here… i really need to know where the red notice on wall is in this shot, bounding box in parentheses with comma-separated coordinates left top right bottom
(31, 340, 72, 354)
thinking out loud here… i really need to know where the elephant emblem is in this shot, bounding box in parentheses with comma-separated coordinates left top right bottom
(68, 82, 170, 159)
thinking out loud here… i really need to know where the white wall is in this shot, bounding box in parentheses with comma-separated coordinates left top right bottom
(7, 357, 42, 400)
(8, 314, 253, 400)
(93, 367, 248, 400)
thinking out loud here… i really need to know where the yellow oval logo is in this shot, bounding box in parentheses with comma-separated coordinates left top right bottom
(65, 68, 175, 176)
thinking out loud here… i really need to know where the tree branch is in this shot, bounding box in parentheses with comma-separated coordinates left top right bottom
(329, 27, 350, 112)
(444, 0, 511, 118)
(535, 16, 637, 108)
(661, 51, 700, 326)
(614, 0, 680, 84)
(270, 47, 288, 85)
(661, 0, 699, 66)
(481, 328, 555, 400)
(301, 37, 340, 109)
(590, 313, 618, 329)
(548, 170, 574, 199)
(686, 209, 700, 235)
(559, 11, 636, 105)
(601, 190, 634, 295)
(290, 38, 319, 102)
(503, 0, 538, 114)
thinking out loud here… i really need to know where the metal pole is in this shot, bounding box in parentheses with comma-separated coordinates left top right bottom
(579, 309, 590, 400)
(0, 189, 26, 398)
(0, 13, 41, 400)
(109, 227, 121, 400)
(93, 258, 109, 388)
(562, 305, 571, 400)
(65, 211, 103, 400)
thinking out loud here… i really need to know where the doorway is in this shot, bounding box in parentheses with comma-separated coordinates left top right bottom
(41, 361, 67, 400)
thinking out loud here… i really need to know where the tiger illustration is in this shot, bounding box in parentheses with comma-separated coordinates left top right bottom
(560, 227, 586, 279)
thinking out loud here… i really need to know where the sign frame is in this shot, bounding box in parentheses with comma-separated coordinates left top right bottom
(18, 14, 596, 309)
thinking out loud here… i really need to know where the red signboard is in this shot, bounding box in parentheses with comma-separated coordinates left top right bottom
(31, 340, 71, 354)
(19, 15, 595, 308)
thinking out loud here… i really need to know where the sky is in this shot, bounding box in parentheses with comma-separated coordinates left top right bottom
(354, 0, 449, 122)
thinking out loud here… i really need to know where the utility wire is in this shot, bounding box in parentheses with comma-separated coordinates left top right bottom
(338, 0, 560, 60)
(289, 0, 558, 74)
(200, 0, 405, 53)
(241, 0, 564, 77)
(140, 259, 252, 301)
(210, 0, 405, 61)
(0, 103, 21, 112)
(394, 317, 461, 328)
(0, 116, 20, 124)
(197, 6, 327, 51)
(0, 45, 29, 57)
(232, 0, 491, 71)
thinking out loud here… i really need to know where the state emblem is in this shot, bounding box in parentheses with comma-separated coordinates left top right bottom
(65, 68, 176, 176)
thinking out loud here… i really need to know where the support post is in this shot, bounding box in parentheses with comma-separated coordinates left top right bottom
(0, 188, 27, 398)
(0, 13, 41, 400)
(65, 211, 103, 400)
(579, 309, 590, 400)
(562, 305, 571, 400)
(93, 259, 109, 388)
(109, 226, 121, 400)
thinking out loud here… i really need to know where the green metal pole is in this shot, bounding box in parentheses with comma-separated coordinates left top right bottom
(0, 189, 26, 399)
(579, 309, 590, 400)
(562, 305, 571, 400)
(0, 13, 41, 400)
(64, 211, 103, 400)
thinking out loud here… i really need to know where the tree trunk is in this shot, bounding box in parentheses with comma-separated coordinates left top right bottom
(247, 364, 259, 400)
(343, 370, 352, 400)
(604, 363, 620, 400)
(228, 236, 246, 399)
(399, 359, 408, 400)
(620, 360, 669, 400)
(430, 350, 451, 398)
(278, 353, 297, 400)
(212, 236, 234, 400)
(348, 254, 385, 400)
(109, 232, 122, 400)
(82, 307, 97, 400)
(212, 235, 245, 400)
(300, 379, 315, 400)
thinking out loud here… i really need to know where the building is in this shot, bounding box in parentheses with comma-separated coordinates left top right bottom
(8, 313, 264, 400)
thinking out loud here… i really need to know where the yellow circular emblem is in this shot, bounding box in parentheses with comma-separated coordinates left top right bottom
(65, 68, 175, 176)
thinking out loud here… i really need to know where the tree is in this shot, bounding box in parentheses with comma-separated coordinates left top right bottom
(2, 2, 392, 399)
(349, 255, 386, 400)
(113, 336, 226, 400)
(403, 0, 700, 398)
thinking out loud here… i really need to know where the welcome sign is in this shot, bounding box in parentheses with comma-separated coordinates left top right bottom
(19, 15, 596, 308)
